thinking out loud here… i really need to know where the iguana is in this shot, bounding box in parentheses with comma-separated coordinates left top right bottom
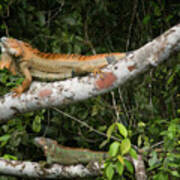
(34, 137, 108, 165)
(0, 37, 126, 95)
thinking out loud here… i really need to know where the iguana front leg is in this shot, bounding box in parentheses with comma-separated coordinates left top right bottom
(0, 53, 17, 75)
(12, 61, 32, 96)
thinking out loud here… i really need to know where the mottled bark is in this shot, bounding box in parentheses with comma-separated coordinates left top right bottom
(0, 159, 100, 179)
(132, 155, 147, 180)
(0, 155, 146, 179)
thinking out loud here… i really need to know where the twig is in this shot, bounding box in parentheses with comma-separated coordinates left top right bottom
(46, 1, 64, 25)
(118, 88, 130, 121)
(43, 109, 50, 136)
(2, 20, 9, 36)
(126, 0, 138, 50)
(84, 15, 96, 55)
(151, 141, 164, 149)
(110, 91, 120, 122)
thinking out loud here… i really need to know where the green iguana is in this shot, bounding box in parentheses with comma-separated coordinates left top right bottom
(34, 137, 108, 165)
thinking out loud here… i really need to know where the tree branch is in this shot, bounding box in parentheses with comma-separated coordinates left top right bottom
(0, 159, 100, 179)
(0, 155, 146, 179)
(0, 24, 180, 122)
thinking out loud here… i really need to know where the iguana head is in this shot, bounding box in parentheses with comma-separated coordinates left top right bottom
(1, 37, 47, 60)
(1, 37, 24, 57)
(34, 137, 58, 151)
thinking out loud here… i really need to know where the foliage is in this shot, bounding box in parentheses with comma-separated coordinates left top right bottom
(0, 0, 180, 179)
(104, 123, 137, 180)
(147, 117, 180, 179)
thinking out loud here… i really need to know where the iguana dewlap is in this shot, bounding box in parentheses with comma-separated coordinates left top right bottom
(0, 37, 126, 95)
(34, 137, 108, 165)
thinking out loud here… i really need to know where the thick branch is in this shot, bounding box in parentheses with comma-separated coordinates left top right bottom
(0, 156, 146, 179)
(0, 24, 180, 122)
(132, 155, 147, 180)
(0, 159, 100, 179)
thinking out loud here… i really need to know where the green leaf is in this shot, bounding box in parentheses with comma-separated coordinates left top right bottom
(143, 15, 151, 25)
(116, 123, 128, 138)
(105, 164, 114, 180)
(99, 139, 109, 149)
(2, 154, 17, 160)
(129, 148, 138, 159)
(32, 115, 42, 133)
(107, 123, 115, 140)
(124, 159, 134, 174)
(91, 105, 98, 116)
(129, 148, 137, 159)
(121, 138, 131, 155)
(64, 17, 76, 26)
(148, 151, 158, 167)
(138, 135, 142, 147)
(177, 109, 180, 114)
(153, 173, 168, 180)
(170, 171, 180, 177)
(109, 141, 120, 157)
(154, 5, 161, 16)
(167, 73, 175, 85)
(0, 134, 11, 142)
(116, 161, 124, 176)
(117, 155, 124, 165)
(37, 11, 45, 26)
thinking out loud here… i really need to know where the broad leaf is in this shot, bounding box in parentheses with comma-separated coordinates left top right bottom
(124, 159, 134, 174)
(129, 148, 138, 159)
(116, 161, 124, 176)
(121, 138, 131, 155)
(105, 164, 114, 180)
(116, 123, 128, 138)
(109, 141, 120, 157)
(107, 124, 115, 140)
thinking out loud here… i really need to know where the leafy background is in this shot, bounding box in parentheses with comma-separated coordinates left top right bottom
(0, 0, 180, 179)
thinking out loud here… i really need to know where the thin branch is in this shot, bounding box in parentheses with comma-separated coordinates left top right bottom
(43, 108, 50, 136)
(151, 141, 164, 149)
(110, 91, 120, 122)
(126, 0, 138, 50)
(84, 15, 96, 54)
(118, 88, 130, 121)
(46, 1, 65, 26)
(2, 20, 9, 37)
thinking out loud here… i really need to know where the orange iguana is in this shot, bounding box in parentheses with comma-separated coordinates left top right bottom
(0, 37, 126, 95)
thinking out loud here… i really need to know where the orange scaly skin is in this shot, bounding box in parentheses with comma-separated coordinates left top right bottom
(0, 37, 126, 95)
